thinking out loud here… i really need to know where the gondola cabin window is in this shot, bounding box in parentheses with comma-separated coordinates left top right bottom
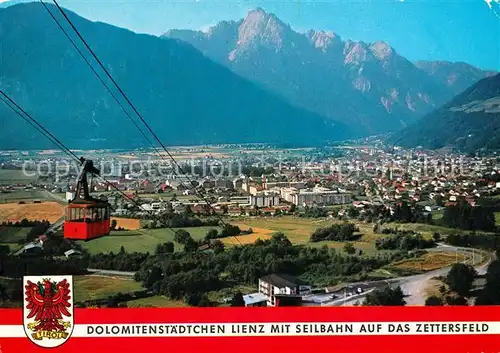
(63, 159, 111, 241)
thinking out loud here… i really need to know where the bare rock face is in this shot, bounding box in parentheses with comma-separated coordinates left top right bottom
(344, 41, 372, 65)
(370, 41, 393, 61)
(307, 30, 342, 52)
(164, 8, 495, 135)
(236, 8, 286, 49)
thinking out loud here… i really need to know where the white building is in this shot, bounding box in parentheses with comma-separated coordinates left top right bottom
(281, 186, 351, 206)
(258, 274, 312, 307)
(233, 178, 244, 190)
(228, 196, 251, 206)
(248, 185, 265, 196)
(249, 193, 280, 207)
(280, 187, 298, 203)
(109, 164, 123, 178)
(262, 181, 305, 190)
(242, 293, 268, 307)
(65, 191, 75, 202)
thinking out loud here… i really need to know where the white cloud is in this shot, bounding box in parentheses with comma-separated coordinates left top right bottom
(484, 0, 500, 18)
(199, 22, 216, 33)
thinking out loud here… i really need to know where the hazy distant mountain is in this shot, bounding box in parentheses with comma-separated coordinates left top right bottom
(164, 8, 494, 135)
(389, 74, 500, 152)
(415, 61, 497, 93)
(0, 0, 31, 8)
(0, 3, 349, 150)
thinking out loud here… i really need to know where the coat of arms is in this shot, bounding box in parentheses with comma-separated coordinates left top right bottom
(23, 276, 74, 348)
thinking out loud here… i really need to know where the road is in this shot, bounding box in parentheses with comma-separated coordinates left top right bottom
(305, 279, 391, 306)
(314, 243, 493, 306)
(13, 215, 66, 256)
(398, 244, 491, 305)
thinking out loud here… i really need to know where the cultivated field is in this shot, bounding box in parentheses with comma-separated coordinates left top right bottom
(119, 150, 231, 160)
(111, 217, 141, 230)
(308, 240, 379, 255)
(146, 149, 231, 160)
(73, 275, 143, 302)
(0, 190, 43, 203)
(0, 169, 38, 185)
(226, 217, 389, 253)
(81, 216, 371, 254)
(390, 222, 494, 238)
(222, 223, 273, 245)
(0, 201, 64, 223)
(80, 227, 220, 254)
(126, 296, 187, 308)
(229, 216, 335, 244)
(222, 233, 272, 245)
(390, 252, 469, 272)
(78, 214, 483, 276)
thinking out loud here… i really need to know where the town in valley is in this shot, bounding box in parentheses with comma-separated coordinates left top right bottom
(0, 1, 499, 310)
(1, 141, 499, 308)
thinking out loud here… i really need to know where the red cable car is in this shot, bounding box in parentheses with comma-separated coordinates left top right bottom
(64, 158, 111, 241)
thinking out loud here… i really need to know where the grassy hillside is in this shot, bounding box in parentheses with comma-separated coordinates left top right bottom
(80, 227, 220, 254)
(390, 74, 500, 152)
(1, 3, 348, 150)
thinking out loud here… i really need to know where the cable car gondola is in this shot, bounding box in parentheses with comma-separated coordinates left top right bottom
(64, 158, 110, 241)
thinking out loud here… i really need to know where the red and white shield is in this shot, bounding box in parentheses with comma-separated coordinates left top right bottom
(23, 275, 74, 348)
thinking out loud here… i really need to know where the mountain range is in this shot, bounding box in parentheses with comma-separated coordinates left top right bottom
(164, 8, 495, 135)
(389, 73, 500, 152)
(0, 3, 496, 150)
(0, 3, 348, 150)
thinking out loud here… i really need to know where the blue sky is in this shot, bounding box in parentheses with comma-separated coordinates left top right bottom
(4, 0, 500, 70)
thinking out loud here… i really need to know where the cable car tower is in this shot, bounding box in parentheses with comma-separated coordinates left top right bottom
(64, 158, 111, 240)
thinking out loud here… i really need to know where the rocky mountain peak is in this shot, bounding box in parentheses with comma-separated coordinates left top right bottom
(369, 41, 394, 60)
(205, 20, 239, 37)
(206, 20, 234, 32)
(161, 7, 494, 137)
(306, 30, 342, 51)
(344, 41, 372, 65)
(237, 8, 289, 48)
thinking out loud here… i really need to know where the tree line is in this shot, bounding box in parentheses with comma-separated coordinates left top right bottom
(442, 199, 496, 232)
(424, 260, 500, 307)
(310, 223, 359, 242)
(0, 255, 87, 279)
(134, 232, 417, 306)
(0, 279, 22, 307)
(87, 248, 149, 272)
(1, 219, 50, 227)
(375, 230, 436, 251)
(476, 259, 500, 305)
(1, 219, 51, 242)
(341, 202, 432, 225)
(445, 232, 500, 255)
(141, 212, 220, 229)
